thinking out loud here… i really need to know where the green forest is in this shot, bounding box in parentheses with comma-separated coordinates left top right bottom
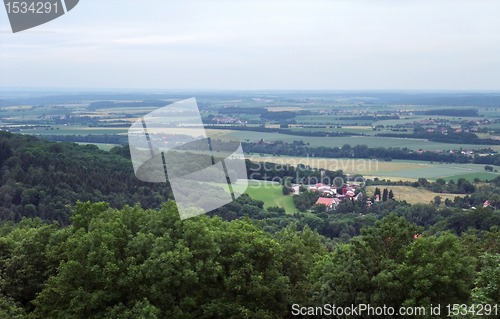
(2, 203, 500, 318)
(2, 131, 500, 318)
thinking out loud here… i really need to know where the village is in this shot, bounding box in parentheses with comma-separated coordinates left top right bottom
(292, 182, 374, 212)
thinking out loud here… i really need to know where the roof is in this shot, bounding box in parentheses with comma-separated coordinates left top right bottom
(315, 197, 335, 206)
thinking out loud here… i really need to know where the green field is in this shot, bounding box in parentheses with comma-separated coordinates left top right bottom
(233, 131, 500, 151)
(19, 126, 129, 135)
(251, 156, 425, 175)
(250, 155, 500, 182)
(441, 172, 499, 182)
(375, 165, 499, 180)
(240, 180, 297, 214)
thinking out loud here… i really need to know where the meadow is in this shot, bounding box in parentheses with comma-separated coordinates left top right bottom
(249, 156, 500, 182)
(232, 131, 500, 151)
(238, 180, 298, 214)
(365, 186, 458, 205)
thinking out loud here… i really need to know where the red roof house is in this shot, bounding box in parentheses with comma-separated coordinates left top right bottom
(316, 197, 334, 207)
(315, 197, 339, 211)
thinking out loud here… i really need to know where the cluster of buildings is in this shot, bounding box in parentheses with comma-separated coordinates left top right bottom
(417, 149, 475, 155)
(300, 182, 368, 212)
(426, 126, 480, 134)
(212, 116, 243, 124)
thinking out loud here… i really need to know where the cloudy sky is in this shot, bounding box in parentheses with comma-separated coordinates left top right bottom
(0, 0, 499, 90)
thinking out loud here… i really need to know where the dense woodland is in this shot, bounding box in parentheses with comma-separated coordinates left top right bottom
(423, 108, 479, 116)
(2, 202, 500, 318)
(0, 131, 171, 225)
(2, 131, 500, 317)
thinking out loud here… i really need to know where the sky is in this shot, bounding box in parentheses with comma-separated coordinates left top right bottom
(0, 0, 499, 90)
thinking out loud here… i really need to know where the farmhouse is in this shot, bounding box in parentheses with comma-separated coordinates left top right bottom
(315, 197, 341, 211)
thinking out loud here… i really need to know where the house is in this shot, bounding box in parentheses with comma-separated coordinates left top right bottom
(345, 190, 355, 198)
(317, 185, 331, 192)
(308, 186, 318, 192)
(315, 197, 335, 212)
(346, 183, 360, 189)
(461, 149, 474, 155)
(484, 201, 490, 207)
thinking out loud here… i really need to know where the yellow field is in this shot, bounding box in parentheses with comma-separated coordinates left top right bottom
(366, 186, 459, 204)
(476, 133, 500, 140)
(363, 175, 419, 182)
(249, 156, 425, 176)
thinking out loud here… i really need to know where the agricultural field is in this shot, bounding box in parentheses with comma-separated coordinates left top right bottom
(240, 180, 297, 214)
(441, 172, 499, 182)
(18, 126, 129, 135)
(234, 131, 500, 151)
(249, 156, 500, 182)
(365, 186, 459, 205)
(249, 156, 424, 175)
(4, 92, 500, 189)
(266, 106, 304, 112)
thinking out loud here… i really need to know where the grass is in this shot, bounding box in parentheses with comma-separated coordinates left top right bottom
(441, 172, 499, 182)
(200, 179, 297, 214)
(233, 131, 500, 151)
(249, 156, 424, 175)
(249, 156, 500, 182)
(19, 126, 234, 138)
(366, 186, 459, 204)
(241, 180, 298, 214)
(20, 126, 129, 135)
